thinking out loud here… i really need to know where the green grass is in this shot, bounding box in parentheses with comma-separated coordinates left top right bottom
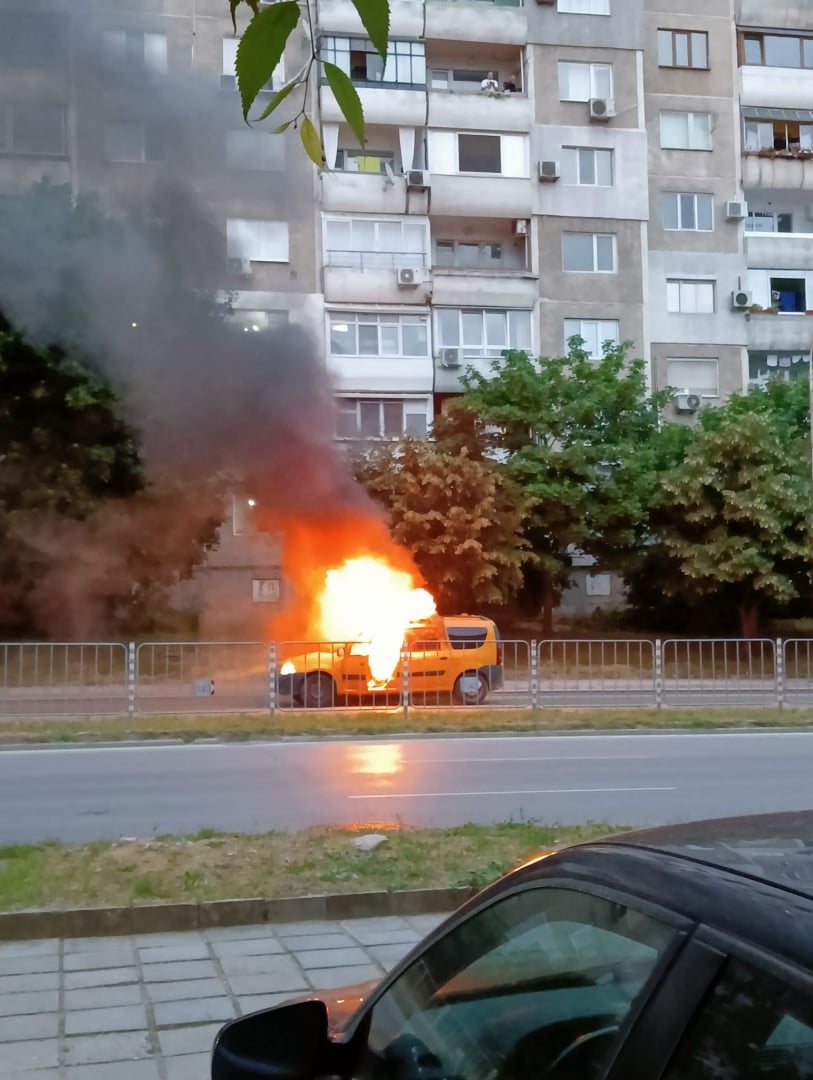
(0, 822, 623, 913)
(0, 705, 810, 746)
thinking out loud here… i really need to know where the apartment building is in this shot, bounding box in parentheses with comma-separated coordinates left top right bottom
(2, 0, 813, 622)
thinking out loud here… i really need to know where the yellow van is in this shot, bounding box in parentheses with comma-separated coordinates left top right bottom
(277, 614, 503, 708)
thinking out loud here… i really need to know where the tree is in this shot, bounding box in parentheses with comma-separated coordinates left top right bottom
(231, 0, 390, 165)
(355, 436, 530, 614)
(652, 379, 813, 638)
(459, 343, 670, 632)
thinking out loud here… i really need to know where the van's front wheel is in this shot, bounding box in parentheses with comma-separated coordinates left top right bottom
(453, 672, 489, 706)
(301, 672, 336, 709)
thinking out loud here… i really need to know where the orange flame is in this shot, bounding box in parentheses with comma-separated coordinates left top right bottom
(317, 557, 435, 682)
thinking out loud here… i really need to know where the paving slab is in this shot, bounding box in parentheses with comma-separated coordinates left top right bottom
(0, 910, 451, 1079)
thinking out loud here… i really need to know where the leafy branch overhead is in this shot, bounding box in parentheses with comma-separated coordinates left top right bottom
(233, 0, 390, 164)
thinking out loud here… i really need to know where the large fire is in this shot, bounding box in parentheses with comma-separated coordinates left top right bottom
(317, 557, 435, 682)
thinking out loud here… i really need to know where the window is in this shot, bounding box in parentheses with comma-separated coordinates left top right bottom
(666, 280, 715, 314)
(666, 358, 718, 397)
(743, 32, 813, 69)
(232, 309, 289, 333)
(322, 37, 425, 88)
(662, 192, 713, 231)
(564, 318, 619, 359)
(0, 104, 66, 156)
(0, 11, 68, 67)
(434, 240, 526, 271)
(336, 399, 428, 439)
(103, 30, 167, 76)
(324, 217, 429, 270)
(457, 134, 502, 173)
(658, 30, 708, 69)
(252, 579, 280, 603)
(743, 117, 813, 154)
(562, 233, 616, 273)
(557, 0, 610, 13)
(660, 111, 713, 150)
(104, 122, 163, 163)
(335, 149, 395, 174)
(222, 38, 283, 89)
(561, 147, 614, 185)
(746, 210, 793, 233)
(226, 130, 285, 170)
(430, 69, 518, 95)
(329, 312, 429, 357)
(355, 887, 673, 1080)
(558, 62, 612, 102)
(664, 959, 813, 1080)
(226, 219, 289, 263)
(437, 308, 532, 359)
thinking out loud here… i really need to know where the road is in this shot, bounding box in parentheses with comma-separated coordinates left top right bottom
(1, 731, 811, 843)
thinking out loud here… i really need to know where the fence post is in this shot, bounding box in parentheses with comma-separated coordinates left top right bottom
(127, 642, 136, 722)
(654, 639, 663, 711)
(776, 638, 785, 712)
(530, 639, 539, 713)
(268, 642, 277, 717)
(401, 643, 410, 724)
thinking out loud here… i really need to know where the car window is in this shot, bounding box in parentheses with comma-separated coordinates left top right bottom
(447, 628, 488, 651)
(664, 957, 813, 1079)
(354, 886, 675, 1080)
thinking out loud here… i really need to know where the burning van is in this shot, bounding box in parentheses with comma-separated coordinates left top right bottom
(277, 614, 504, 708)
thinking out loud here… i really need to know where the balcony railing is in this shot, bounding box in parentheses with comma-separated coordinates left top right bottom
(325, 251, 429, 270)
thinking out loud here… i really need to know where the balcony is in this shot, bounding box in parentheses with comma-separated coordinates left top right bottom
(428, 90, 531, 133)
(328, 355, 434, 394)
(323, 251, 432, 303)
(746, 231, 813, 270)
(425, 0, 526, 46)
(320, 85, 426, 127)
(741, 65, 813, 111)
(316, 0, 424, 39)
(429, 174, 532, 217)
(432, 269, 537, 307)
(742, 154, 813, 191)
(747, 312, 813, 353)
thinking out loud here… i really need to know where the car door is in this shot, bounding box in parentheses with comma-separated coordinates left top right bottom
(347, 882, 689, 1080)
(401, 624, 451, 702)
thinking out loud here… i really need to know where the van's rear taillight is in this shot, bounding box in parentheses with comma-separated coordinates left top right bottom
(497, 643, 504, 665)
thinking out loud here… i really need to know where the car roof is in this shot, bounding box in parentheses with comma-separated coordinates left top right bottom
(496, 812, 813, 971)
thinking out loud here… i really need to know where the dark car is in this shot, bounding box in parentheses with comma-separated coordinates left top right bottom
(212, 811, 813, 1080)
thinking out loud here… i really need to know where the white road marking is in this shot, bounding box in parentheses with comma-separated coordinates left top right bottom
(349, 786, 677, 799)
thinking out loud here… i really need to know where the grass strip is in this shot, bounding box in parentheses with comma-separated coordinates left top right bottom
(0, 822, 623, 913)
(0, 707, 811, 745)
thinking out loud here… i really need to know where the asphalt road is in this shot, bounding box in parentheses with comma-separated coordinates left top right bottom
(1, 731, 812, 843)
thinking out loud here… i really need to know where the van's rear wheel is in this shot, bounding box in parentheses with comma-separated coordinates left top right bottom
(453, 672, 489, 706)
(301, 672, 335, 709)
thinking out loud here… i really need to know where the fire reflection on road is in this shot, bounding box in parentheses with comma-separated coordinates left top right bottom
(347, 743, 404, 786)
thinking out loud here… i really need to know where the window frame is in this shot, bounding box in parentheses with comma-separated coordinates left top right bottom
(561, 146, 614, 186)
(659, 111, 713, 151)
(226, 128, 285, 171)
(741, 31, 813, 69)
(222, 37, 283, 89)
(657, 29, 709, 70)
(103, 120, 163, 164)
(563, 317, 620, 359)
(456, 132, 503, 174)
(0, 103, 66, 156)
(662, 192, 714, 232)
(433, 238, 528, 271)
(328, 311, 430, 358)
(561, 232, 617, 273)
(558, 61, 613, 102)
(323, 216, 430, 270)
(666, 279, 716, 314)
(103, 28, 167, 77)
(335, 397, 429, 440)
(321, 35, 426, 89)
(226, 218, 290, 264)
(436, 307, 533, 358)
(665, 357, 719, 397)
(557, 0, 611, 14)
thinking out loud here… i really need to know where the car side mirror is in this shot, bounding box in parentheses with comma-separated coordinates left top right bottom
(212, 999, 330, 1080)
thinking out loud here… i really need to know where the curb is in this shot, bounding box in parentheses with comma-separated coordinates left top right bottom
(0, 886, 477, 942)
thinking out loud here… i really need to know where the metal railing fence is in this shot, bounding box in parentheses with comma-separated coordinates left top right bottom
(0, 637, 810, 719)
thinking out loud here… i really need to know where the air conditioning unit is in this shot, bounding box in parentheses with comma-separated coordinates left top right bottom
(407, 169, 430, 190)
(589, 98, 615, 121)
(538, 160, 560, 182)
(227, 257, 252, 276)
(513, 219, 530, 237)
(726, 200, 748, 220)
(674, 391, 702, 414)
(440, 348, 462, 369)
(731, 289, 752, 310)
(397, 267, 425, 287)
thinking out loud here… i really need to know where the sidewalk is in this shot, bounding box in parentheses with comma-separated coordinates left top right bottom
(0, 912, 448, 1079)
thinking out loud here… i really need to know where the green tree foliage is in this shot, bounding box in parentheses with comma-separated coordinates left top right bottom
(354, 433, 530, 614)
(231, 0, 389, 163)
(459, 343, 670, 630)
(649, 379, 813, 638)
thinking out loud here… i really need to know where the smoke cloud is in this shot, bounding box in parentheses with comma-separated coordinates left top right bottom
(0, 0, 388, 638)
